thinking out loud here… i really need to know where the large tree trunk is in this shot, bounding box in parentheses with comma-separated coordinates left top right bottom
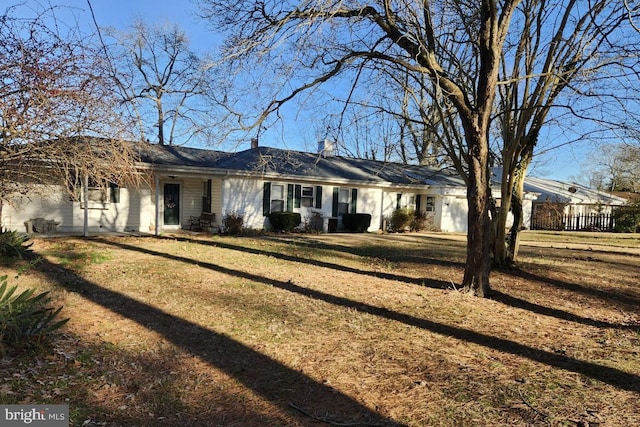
(462, 132, 493, 297)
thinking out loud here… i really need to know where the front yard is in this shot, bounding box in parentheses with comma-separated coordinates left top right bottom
(1, 231, 639, 426)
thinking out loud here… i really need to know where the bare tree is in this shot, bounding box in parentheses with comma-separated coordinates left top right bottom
(317, 71, 450, 166)
(351, 69, 452, 167)
(581, 143, 640, 192)
(0, 4, 140, 221)
(493, 0, 640, 266)
(105, 20, 218, 146)
(199, 0, 523, 296)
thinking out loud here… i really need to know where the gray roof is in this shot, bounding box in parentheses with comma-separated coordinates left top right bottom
(136, 143, 232, 168)
(136, 143, 466, 187)
(524, 176, 627, 205)
(491, 167, 626, 205)
(137, 143, 623, 204)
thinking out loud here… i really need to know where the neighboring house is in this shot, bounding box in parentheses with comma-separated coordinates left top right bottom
(522, 176, 627, 231)
(5, 139, 615, 235)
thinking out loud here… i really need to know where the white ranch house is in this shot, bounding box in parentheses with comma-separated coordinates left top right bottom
(2, 140, 622, 235)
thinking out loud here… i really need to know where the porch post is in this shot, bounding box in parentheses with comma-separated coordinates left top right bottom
(83, 173, 89, 237)
(155, 174, 160, 236)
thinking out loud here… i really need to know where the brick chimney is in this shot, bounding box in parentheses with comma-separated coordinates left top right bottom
(251, 137, 258, 150)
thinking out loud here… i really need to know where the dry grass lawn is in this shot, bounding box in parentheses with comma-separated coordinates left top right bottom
(1, 231, 639, 426)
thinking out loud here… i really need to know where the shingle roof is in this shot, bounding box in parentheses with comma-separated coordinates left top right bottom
(135, 143, 466, 187)
(524, 176, 627, 205)
(136, 143, 624, 204)
(136, 143, 232, 168)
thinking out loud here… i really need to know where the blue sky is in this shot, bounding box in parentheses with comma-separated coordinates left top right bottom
(22, 0, 600, 183)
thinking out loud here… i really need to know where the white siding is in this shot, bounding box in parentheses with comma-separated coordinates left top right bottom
(211, 178, 223, 225)
(440, 196, 468, 232)
(2, 191, 69, 233)
(380, 191, 398, 229)
(221, 178, 267, 230)
(353, 186, 383, 232)
(431, 196, 445, 231)
(2, 184, 154, 234)
(221, 178, 386, 232)
(180, 178, 204, 228)
(2, 173, 482, 235)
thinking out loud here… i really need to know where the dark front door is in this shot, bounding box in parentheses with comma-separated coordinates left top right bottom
(164, 183, 180, 226)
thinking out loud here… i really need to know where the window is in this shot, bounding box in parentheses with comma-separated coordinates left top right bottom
(270, 184, 285, 213)
(396, 193, 416, 210)
(338, 188, 350, 215)
(264, 182, 323, 215)
(202, 179, 212, 212)
(332, 187, 357, 217)
(301, 186, 314, 207)
(71, 177, 119, 208)
(426, 196, 435, 212)
(76, 177, 106, 203)
(86, 187, 106, 203)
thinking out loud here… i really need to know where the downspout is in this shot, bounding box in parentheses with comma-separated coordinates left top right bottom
(155, 174, 160, 236)
(83, 173, 89, 237)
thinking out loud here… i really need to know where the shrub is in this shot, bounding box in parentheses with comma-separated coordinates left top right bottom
(388, 209, 413, 232)
(221, 211, 244, 235)
(0, 228, 33, 259)
(268, 212, 302, 232)
(410, 210, 428, 232)
(303, 212, 324, 233)
(0, 275, 69, 351)
(613, 200, 640, 233)
(342, 213, 372, 232)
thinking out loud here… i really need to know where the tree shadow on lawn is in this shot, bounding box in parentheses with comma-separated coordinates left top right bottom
(519, 244, 640, 275)
(276, 234, 466, 269)
(502, 268, 640, 309)
(88, 237, 640, 394)
(165, 234, 458, 288)
(172, 235, 635, 330)
(38, 334, 295, 427)
(35, 256, 403, 427)
(489, 290, 639, 330)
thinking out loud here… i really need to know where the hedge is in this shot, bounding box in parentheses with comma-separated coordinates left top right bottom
(342, 213, 372, 232)
(268, 212, 302, 232)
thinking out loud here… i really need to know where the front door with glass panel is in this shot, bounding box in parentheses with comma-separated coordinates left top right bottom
(163, 183, 180, 226)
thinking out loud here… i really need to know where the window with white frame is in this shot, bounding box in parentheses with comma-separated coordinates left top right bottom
(264, 182, 322, 215)
(397, 193, 415, 210)
(71, 177, 120, 207)
(270, 184, 285, 212)
(426, 196, 435, 212)
(86, 187, 106, 203)
(301, 186, 314, 207)
(338, 188, 351, 215)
